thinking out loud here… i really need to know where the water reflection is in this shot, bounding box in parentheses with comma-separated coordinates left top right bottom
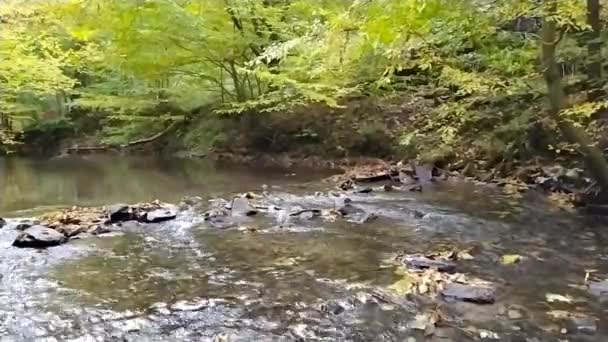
(0, 155, 327, 215)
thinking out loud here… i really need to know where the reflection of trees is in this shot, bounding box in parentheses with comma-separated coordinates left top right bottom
(0, 155, 285, 215)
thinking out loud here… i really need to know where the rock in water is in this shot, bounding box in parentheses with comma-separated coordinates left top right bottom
(354, 187, 374, 194)
(13, 226, 68, 248)
(15, 220, 35, 231)
(399, 171, 417, 185)
(290, 209, 321, 220)
(415, 164, 434, 183)
(55, 224, 87, 237)
(358, 212, 379, 224)
(107, 204, 133, 222)
(231, 198, 258, 216)
(334, 197, 361, 216)
(588, 279, 608, 297)
(0, 218, 6, 228)
(399, 255, 456, 272)
(144, 209, 177, 223)
(441, 283, 496, 304)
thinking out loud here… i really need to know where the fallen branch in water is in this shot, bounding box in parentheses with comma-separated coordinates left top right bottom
(66, 120, 182, 154)
(119, 120, 181, 148)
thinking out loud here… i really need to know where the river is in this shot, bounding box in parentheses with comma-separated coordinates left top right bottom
(0, 155, 607, 341)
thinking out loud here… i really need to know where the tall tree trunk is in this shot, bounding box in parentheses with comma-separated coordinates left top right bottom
(542, 0, 608, 189)
(586, 0, 603, 99)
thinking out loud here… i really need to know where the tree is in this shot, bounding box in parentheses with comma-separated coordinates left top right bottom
(541, 0, 608, 189)
(586, 0, 602, 99)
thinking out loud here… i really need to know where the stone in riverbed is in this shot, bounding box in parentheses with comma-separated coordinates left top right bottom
(415, 164, 434, 183)
(358, 212, 379, 224)
(15, 219, 37, 231)
(354, 187, 373, 194)
(13, 225, 68, 248)
(87, 224, 111, 235)
(399, 255, 456, 272)
(441, 283, 496, 304)
(588, 279, 608, 297)
(566, 315, 597, 335)
(144, 208, 177, 223)
(55, 224, 87, 237)
(231, 198, 258, 216)
(0, 218, 5, 228)
(334, 197, 364, 216)
(107, 204, 133, 222)
(290, 209, 322, 220)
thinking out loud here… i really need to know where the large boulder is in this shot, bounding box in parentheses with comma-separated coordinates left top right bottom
(107, 204, 134, 222)
(144, 208, 177, 223)
(13, 226, 68, 248)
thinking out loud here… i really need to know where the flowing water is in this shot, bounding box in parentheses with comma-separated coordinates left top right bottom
(0, 155, 607, 341)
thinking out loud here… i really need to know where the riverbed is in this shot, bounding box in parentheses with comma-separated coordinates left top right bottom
(0, 156, 607, 341)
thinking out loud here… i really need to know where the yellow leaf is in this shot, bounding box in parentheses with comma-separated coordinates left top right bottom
(501, 254, 521, 265)
(388, 270, 416, 296)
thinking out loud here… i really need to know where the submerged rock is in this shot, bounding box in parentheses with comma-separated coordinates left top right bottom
(178, 196, 204, 211)
(441, 283, 496, 304)
(290, 209, 322, 220)
(334, 197, 364, 216)
(13, 226, 68, 248)
(588, 279, 608, 297)
(0, 217, 5, 228)
(398, 255, 456, 273)
(566, 315, 597, 335)
(358, 212, 379, 224)
(403, 184, 423, 192)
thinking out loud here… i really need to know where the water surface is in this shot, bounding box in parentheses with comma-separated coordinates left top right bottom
(1, 156, 607, 341)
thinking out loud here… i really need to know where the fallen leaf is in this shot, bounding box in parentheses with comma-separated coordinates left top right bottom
(501, 254, 522, 265)
(546, 293, 573, 303)
(388, 276, 415, 296)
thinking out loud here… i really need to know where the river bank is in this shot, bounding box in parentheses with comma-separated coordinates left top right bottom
(11, 92, 601, 210)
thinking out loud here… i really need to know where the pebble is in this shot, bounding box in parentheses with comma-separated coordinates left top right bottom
(170, 299, 208, 311)
(507, 309, 523, 319)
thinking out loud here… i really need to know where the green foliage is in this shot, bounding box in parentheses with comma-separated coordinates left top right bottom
(0, 0, 606, 168)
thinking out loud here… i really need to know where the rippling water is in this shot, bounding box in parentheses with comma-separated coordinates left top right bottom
(1, 156, 607, 341)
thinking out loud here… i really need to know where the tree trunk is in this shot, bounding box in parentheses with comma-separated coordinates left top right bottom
(586, 0, 603, 99)
(542, 0, 608, 189)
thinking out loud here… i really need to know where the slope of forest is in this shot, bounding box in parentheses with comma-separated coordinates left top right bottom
(2, 0, 608, 201)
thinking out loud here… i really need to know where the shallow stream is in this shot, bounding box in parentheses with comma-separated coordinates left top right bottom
(0, 156, 607, 341)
